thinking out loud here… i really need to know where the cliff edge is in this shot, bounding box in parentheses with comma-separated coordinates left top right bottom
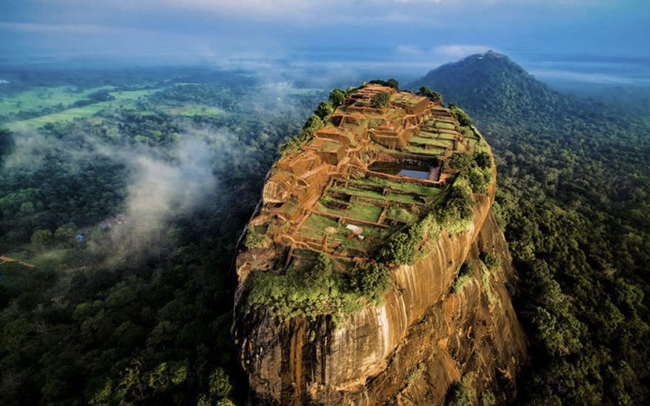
(233, 84, 527, 405)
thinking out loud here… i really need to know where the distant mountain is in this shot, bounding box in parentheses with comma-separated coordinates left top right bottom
(412, 51, 650, 405)
(409, 51, 568, 125)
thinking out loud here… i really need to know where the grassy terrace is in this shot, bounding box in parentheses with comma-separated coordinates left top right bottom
(410, 135, 454, 148)
(296, 213, 398, 254)
(316, 199, 383, 222)
(351, 175, 443, 197)
(435, 121, 456, 130)
(293, 171, 444, 254)
(405, 145, 446, 157)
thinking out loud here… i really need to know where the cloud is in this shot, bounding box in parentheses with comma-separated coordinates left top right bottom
(106, 138, 219, 262)
(530, 69, 640, 85)
(434, 44, 495, 59)
(0, 22, 111, 34)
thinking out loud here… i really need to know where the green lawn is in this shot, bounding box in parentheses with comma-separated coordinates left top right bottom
(386, 206, 417, 223)
(410, 136, 454, 148)
(352, 176, 442, 197)
(404, 145, 446, 157)
(331, 186, 421, 204)
(435, 121, 456, 130)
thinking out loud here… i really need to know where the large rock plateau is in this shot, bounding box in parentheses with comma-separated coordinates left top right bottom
(233, 85, 527, 405)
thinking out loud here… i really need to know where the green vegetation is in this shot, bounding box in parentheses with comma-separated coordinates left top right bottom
(368, 78, 399, 90)
(371, 91, 391, 108)
(244, 226, 267, 249)
(0, 67, 314, 406)
(448, 152, 492, 195)
(328, 89, 346, 107)
(248, 253, 392, 319)
(416, 52, 650, 404)
(351, 262, 391, 302)
(417, 86, 443, 104)
(448, 104, 472, 126)
(451, 261, 474, 293)
(248, 255, 360, 318)
(280, 114, 324, 155)
(406, 362, 427, 382)
(444, 378, 475, 406)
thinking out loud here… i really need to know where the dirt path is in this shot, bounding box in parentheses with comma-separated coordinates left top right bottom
(0, 255, 36, 268)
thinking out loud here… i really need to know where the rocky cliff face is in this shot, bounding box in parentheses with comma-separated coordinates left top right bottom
(233, 85, 527, 405)
(235, 190, 526, 405)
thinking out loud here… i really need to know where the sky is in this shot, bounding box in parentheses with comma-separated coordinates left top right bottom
(1, 0, 649, 84)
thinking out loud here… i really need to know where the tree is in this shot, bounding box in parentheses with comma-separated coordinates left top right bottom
(449, 104, 472, 125)
(474, 151, 491, 169)
(54, 223, 76, 248)
(371, 92, 391, 109)
(208, 368, 233, 398)
(353, 263, 391, 301)
(447, 153, 472, 172)
(314, 101, 334, 120)
(417, 87, 443, 104)
(328, 89, 346, 107)
(31, 229, 53, 251)
(306, 253, 332, 290)
(386, 78, 399, 90)
(0, 128, 14, 164)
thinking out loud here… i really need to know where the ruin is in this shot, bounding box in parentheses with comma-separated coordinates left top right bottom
(243, 84, 482, 266)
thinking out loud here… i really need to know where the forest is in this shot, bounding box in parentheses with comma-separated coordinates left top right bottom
(0, 64, 649, 405)
(415, 55, 650, 405)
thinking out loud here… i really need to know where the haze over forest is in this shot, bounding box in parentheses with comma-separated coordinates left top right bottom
(1, 1, 650, 406)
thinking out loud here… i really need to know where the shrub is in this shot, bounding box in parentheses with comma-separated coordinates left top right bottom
(417, 87, 443, 104)
(353, 263, 391, 302)
(315, 101, 334, 120)
(474, 151, 492, 169)
(368, 78, 399, 90)
(445, 379, 474, 406)
(451, 261, 474, 293)
(244, 227, 266, 250)
(481, 251, 501, 270)
(468, 168, 489, 195)
(328, 89, 346, 107)
(279, 114, 323, 156)
(449, 104, 472, 126)
(209, 367, 233, 398)
(380, 231, 418, 265)
(306, 253, 333, 290)
(447, 153, 473, 172)
(436, 180, 474, 234)
(371, 92, 391, 109)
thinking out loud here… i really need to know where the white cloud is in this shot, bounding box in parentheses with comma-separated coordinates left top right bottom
(0, 22, 110, 34)
(530, 69, 638, 85)
(434, 44, 495, 59)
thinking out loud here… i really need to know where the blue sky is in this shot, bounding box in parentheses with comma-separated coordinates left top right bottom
(1, 0, 649, 84)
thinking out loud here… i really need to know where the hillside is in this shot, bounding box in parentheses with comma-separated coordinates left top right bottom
(234, 85, 526, 405)
(413, 53, 650, 404)
(410, 51, 567, 125)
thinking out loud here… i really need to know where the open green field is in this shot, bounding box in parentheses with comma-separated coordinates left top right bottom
(0, 85, 115, 116)
(5, 88, 162, 131)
